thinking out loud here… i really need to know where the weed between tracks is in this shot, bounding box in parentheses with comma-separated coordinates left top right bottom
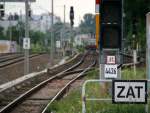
(47, 67, 149, 113)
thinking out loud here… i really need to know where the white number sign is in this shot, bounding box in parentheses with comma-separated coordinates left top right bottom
(23, 38, 30, 50)
(104, 64, 117, 78)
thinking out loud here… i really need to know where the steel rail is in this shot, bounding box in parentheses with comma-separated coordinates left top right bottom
(0, 53, 82, 93)
(0, 53, 44, 63)
(41, 60, 96, 113)
(0, 54, 44, 68)
(0, 53, 21, 58)
(0, 53, 89, 113)
(0, 55, 23, 62)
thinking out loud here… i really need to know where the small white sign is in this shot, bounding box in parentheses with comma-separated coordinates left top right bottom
(56, 41, 61, 48)
(23, 38, 30, 49)
(106, 56, 116, 64)
(104, 64, 117, 78)
(113, 80, 147, 104)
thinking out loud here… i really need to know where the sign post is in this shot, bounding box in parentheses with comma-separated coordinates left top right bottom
(133, 50, 137, 76)
(24, 0, 30, 75)
(146, 12, 150, 113)
(23, 38, 30, 50)
(146, 12, 150, 87)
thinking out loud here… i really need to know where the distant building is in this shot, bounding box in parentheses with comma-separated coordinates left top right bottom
(0, 13, 61, 33)
(0, 40, 17, 53)
(74, 34, 96, 46)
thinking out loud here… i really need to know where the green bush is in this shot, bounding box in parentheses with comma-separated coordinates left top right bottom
(31, 43, 46, 53)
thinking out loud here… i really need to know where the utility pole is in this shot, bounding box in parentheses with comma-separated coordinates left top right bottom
(70, 6, 74, 55)
(24, 0, 30, 75)
(50, 0, 54, 65)
(19, 10, 23, 52)
(62, 5, 66, 57)
(146, 13, 150, 85)
(64, 5, 66, 24)
(9, 13, 12, 52)
(146, 14, 150, 113)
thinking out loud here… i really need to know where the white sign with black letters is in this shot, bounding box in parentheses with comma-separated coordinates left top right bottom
(104, 65, 117, 78)
(23, 38, 30, 50)
(112, 80, 147, 104)
(56, 41, 61, 48)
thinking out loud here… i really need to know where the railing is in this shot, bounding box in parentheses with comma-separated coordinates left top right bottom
(82, 79, 150, 113)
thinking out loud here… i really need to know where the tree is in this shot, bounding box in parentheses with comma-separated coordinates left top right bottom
(52, 22, 64, 41)
(30, 30, 45, 44)
(79, 13, 95, 35)
(0, 26, 6, 40)
(124, 0, 150, 52)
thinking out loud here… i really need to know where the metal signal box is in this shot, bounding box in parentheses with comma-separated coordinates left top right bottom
(100, 0, 123, 50)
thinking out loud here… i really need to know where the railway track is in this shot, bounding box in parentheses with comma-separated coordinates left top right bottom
(0, 53, 44, 68)
(0, 52, 97, 113)
(41, 53, 144, 113)
(0, 53, 21, 58)
(0, 51, 143, 113)
(0, 54, 23, 64)
(0, 54, 23, 62)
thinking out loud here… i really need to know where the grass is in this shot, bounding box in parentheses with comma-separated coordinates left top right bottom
(122, 67, 146, 79)
(46, 67, 149, 113)
(47, 90, 82, 113)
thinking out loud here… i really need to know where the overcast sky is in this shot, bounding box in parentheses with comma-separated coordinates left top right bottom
(5, 0, 95, 26)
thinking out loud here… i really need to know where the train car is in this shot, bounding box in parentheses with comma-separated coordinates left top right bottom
(85, 45, 97, 51)
(85, 38, 96, 51)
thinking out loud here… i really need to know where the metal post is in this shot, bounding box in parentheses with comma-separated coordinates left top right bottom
(62, 5, 66, 57)
(50, 0, 54, 65)
(70, 26, 73, 55)
(146, 12, 150, 113)
(82, 81, 86, 113)
(9, 13, 12, 52)
(146, 12, 150, 85)
(133, 49, 137, 76)
(64, 5, 66, 24)
(19, 10, 23, 52)
(24, 0, 30, 75)
(60, 29, 63, 56)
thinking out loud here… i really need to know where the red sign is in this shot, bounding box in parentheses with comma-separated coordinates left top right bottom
(106, 56, 116, 64)
(96, 0, 101, 4)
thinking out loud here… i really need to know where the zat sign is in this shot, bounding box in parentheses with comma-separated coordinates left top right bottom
(104, 64, 117, 78)
(112, 80, 147, 104)
(106, 56, 116, 64)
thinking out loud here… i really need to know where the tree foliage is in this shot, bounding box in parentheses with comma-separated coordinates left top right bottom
(124, 0, 150, 51)
(79, 13, 95, 35)
(0, 26, 6, 40)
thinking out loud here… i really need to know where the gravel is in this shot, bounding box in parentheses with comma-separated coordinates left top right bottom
(0, 54, 60, 85)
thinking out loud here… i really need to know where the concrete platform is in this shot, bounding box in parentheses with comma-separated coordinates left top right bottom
(0, 57, 69, 93)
